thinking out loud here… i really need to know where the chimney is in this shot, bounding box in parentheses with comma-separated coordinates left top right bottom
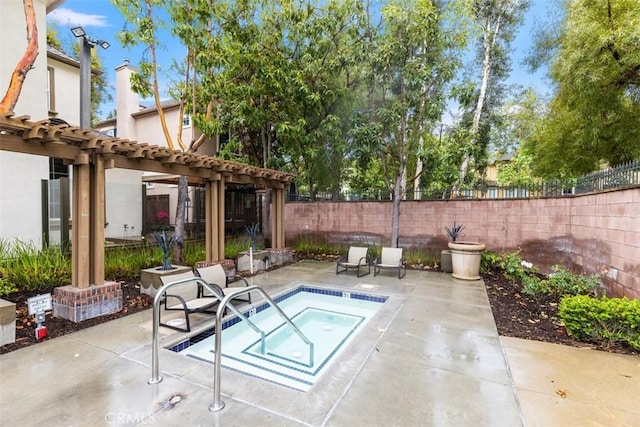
(114, 59, 139, 140)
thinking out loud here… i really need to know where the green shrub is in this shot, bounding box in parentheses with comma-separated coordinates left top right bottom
(0, 276, 18, 297)
(224, 236, 252, 260)
(184, 240, 206, 266)
(547, 265, 601, 296)
(293, 237, 344, 258)
(481, 250, 537, 282)
(480, 251, 502, 272)
(521, 275, 549, 296)
(559, 295, 640, 350)
(404, 248, 439, 267)
(522, 265, 601, 298)
(104, 242, 162, 280)
(0, 241, 71, 292)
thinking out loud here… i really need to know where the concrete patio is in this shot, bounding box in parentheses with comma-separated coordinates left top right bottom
(0, 261, 638, 426)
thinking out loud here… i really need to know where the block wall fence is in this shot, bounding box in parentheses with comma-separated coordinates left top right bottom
(284, 187, 640, 299)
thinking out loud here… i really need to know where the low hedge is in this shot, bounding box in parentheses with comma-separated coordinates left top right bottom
(559, 295, 640, 351)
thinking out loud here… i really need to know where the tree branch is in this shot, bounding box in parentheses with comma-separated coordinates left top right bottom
(0, 0, 38, 114)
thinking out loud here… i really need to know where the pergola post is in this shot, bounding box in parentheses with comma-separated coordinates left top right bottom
(58, 154, 121, 323)
(271, 186, 285, 248)
(217, 177, 226, 259)
(205, 177, 226, 261)
(205, 181, 214, 261)
(90, 154, 105, 285)
(71, 157, 90, 288)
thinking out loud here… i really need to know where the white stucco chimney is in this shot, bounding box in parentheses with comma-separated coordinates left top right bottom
(115, 59, 139, 140)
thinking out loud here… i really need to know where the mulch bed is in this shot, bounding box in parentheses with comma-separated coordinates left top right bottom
(1, 263, 638, 356)
(483, 267, 638, 356)
(0, 281, 152, 354)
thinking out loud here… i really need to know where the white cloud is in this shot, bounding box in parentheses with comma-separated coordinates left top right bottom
(48, 7, 109, 28)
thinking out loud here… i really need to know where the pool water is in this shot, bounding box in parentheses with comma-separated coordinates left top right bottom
(175, 285, 387, 391)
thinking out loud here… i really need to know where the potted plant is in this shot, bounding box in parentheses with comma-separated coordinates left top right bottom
(446, 224, 486, 280)
(441, 222, 464, 273)
(244, 223, 260, 251)
(154, 230, 175, 271)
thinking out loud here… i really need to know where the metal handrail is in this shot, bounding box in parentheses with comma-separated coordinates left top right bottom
(147, 279, 315, 413)
(210, 285, 315, 412)
(148, 276, 265, 384)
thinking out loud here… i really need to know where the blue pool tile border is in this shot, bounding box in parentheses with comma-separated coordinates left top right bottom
(169, 284, 388, 352)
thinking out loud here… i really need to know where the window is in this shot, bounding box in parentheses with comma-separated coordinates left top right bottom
(48, 158, 69, 220)
(47, 67, 56, 113)
(182, 114, 191, 127)
(49, 179, 61, 219)
(49, 158, 68, 179)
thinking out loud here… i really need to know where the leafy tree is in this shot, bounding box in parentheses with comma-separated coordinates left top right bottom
(491, 87, 543, 186)
(180, 0, 365, 201)
(46, 26, 63, 50)
(454, 0, 530, 191)
(113, 0, 191, 263)
(352, 0, 466, 246)
(524, 0, 640, 178)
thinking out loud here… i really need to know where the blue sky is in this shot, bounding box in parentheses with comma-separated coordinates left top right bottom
(48, 0, 554, 119)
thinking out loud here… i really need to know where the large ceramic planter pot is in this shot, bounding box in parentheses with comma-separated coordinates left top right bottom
(448, 242, 486, 280)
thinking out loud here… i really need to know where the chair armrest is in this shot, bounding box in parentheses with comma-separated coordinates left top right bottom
(164, 293, 188, 309)
(358, 256, 369, 265)
(229, 274, 250, 288)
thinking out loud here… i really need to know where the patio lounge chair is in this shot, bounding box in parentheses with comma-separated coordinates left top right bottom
(336, 246, 371, 277)
(196, 264, 252, 304)
(374, 247, 406, 279)
(159, 271, 223, 333)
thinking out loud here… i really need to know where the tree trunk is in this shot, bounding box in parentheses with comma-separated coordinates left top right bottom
(0, 0, 38, 114)
(172, 175, 188, 265)
(390, 174, 402, 248)
(456, 9, 503, 193)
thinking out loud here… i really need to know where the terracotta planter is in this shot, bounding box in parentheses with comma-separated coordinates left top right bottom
(448, 242, 486, 280)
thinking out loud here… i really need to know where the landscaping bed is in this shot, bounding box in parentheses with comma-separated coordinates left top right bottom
(1, 262, 637, 356)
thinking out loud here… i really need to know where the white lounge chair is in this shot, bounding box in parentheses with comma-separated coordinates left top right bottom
(374, 247, 406, 279)
(196, 264, 252, 304)
(336, 246, 371, 277)
(159, 271, 222, 332)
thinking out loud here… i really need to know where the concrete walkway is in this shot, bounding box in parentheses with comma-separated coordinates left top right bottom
(0, 261, 638, 426)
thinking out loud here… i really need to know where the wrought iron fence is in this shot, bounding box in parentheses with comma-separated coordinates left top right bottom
(285, 160, 640, 202)
(574, 160, 640, 194)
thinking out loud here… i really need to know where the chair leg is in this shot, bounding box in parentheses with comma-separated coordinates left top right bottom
(398, 266, 406, 279)
(357, 264, 370, 277)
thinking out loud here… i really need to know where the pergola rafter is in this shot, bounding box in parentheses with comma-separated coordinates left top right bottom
(0, 112, 293, 289)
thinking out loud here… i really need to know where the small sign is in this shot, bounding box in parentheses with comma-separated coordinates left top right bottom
(27, 293, 52, 315)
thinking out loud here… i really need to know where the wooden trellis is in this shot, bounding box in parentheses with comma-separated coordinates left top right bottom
(0, 113, 293, 288)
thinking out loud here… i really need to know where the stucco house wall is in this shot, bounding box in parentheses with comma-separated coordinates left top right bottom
(0, 0, 50, 245)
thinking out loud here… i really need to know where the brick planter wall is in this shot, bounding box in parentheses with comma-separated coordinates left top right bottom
(285, 187, 640, 299)
(53, 282, 123, 323)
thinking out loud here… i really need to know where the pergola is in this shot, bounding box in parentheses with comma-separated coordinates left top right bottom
(0, 113, 294, 289)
